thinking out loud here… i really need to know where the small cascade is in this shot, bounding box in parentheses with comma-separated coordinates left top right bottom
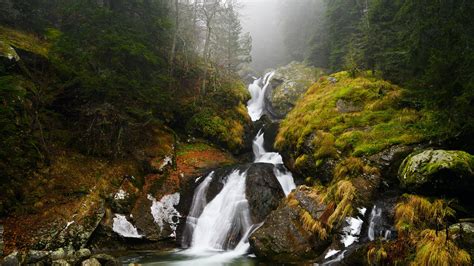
(368, 204, 392, 241)
(181, 172, 214, 247)
(180, 71, 296, 261)
(252, 130, 283, 165)
(188, 170, 251, 252)
(252, 130, 295, 196)
(247, 71, 275, 121)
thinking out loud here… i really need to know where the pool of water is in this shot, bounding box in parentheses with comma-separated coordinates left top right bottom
(119, 250, 261, 266)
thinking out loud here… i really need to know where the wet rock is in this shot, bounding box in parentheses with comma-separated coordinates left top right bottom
(52, 259, 70, 266)
(92, 253, 120, 266)
(26, 250, 51, 263)
(50, 248, 67, 261)
(249, 186, 332, 262)
(81, 258, 101, 266)
(450, 222, 474, 259)
(265, 62, 323, 118)
(3, 251, 22, 266)
(245, 163, 285, 223)
(369, 144, 415, 181)
(398, 149, 474, 196)
(75, 248, 91, 262)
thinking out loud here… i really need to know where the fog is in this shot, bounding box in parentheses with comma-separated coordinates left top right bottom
(239, 0, 288, 73)
(239, 0, 325, 73)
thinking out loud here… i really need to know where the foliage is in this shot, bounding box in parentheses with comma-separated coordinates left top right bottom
(394, 194, 455, 234)
(412, 229, 471, 265)
(185, 77, 250, 152)
(276, 72, 429, 176)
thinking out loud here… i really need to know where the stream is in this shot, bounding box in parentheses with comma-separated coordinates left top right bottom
(118, 73, 395, 265)
(119, 73, 295, 265)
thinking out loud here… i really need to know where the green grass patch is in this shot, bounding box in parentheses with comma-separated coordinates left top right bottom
(276, 71, 433, 176)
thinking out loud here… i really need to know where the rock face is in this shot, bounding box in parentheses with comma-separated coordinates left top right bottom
(398, 149, 474, 196)
(245, 163, 285, 223)
(266, 62, 323, 118)
(450, 222, 474, 259)
(249, 186, 332, 262)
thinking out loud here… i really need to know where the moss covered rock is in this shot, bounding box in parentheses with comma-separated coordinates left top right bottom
(267, 62, 324, 118)
(249, 186, 332, 262)
(398, 149, 474, 195)
(275, 71, 429, 181)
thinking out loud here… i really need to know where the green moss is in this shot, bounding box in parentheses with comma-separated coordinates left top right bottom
(276, 71, 432, 175)
(185, 78, 251, 152)
(0, 26, 49, 57)
(399, 149, 474, 189)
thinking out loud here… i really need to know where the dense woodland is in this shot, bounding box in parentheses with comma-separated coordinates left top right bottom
(279, 0, 474, 136)
(1, 0, 253, 207)
(1, 0, 474, 264)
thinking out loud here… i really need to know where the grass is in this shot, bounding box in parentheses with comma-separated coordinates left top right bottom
(275, 71, 431, 177)
(412, 230, 471, 265)
(394, 194, 455, 233)
(0, 26, 49, 57)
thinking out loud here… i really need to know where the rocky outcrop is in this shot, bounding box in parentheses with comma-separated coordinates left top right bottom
(398, 149, 474, 196)
(265, 62, 323, 118)
(245, 163, 285, 223)
(450, 222, 474, 259)
(249, 186, 332, 262)
(1, 248, 119, 266)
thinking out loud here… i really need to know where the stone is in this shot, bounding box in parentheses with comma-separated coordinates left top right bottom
(450, 222, 474, 259)
(249, 186, 332, 262)
(266, 62, 323, 118)
(245, 163, 285, 223)
(75, 248, 92, 261)
(398, 149, 474, 196)
(336, 99, 363, 113)
(26, 250, 51, 263)
(3, 251, 21, 266)
(81, 258, 101, 266)
(51, 259, 71, 266)
(50, 248, 66, 261)
(92, 253, 120, 266)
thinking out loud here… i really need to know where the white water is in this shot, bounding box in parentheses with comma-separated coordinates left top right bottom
(340, 216, 363, 247)
(189, 170, 252, 252)
(252, 130, 295, 196)
(112, 214, 142, 238)
(253, 130, 284, 165)
(247, 71, 275, 121)
(182, 172, 214, 246)
(148, 193, 181, 238)
(178, 71, 296, 264)
(368, 205, 382, 241)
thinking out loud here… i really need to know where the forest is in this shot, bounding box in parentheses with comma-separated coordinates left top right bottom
(1, 0, 473, 265)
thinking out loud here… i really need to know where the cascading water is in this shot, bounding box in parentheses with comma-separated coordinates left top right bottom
(179, 71, 296, 262)
(247, 71, 275, 121)
(189, 170, 251, 253)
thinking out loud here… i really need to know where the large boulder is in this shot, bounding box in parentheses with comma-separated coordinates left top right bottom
(245, 163, 285, 223)
(266, 62, 323, 118)
(249, 186, 332, 262)
(398, 149, 474, 196)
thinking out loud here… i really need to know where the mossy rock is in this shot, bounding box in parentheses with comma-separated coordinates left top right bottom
(267, 61, 323, 117)
(398, 149, 474, 196)
(276, 71, 429, 180)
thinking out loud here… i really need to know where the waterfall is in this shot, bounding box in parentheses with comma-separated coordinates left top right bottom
(252, 130, 283, 165)
(181, 71, 295, 260)
(188, 170, 251, 253)
(181, 172, 214, 247)
(252, 130, 295, 196)
(367, 204, 392, 241)
(247, 71, 275, 121)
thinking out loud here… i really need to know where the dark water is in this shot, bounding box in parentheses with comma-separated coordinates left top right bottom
(119, 250, 260, 266)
